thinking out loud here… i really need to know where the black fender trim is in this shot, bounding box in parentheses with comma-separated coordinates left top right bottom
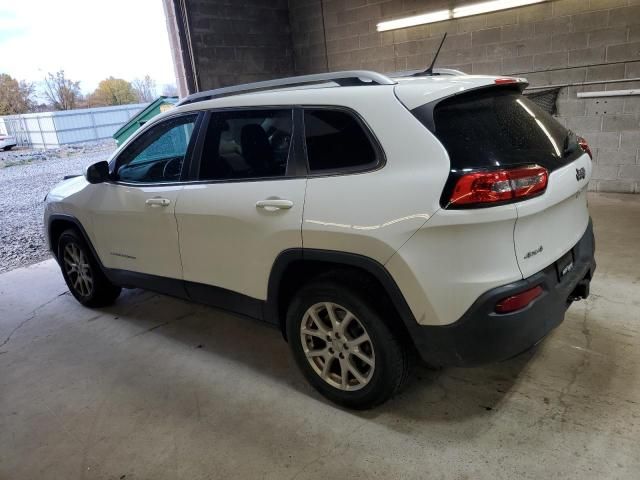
(47, 214, 105, 268)
(264, 249, 303, 325)
(265, 248, 419, 337)
(47, 214, 128, 290)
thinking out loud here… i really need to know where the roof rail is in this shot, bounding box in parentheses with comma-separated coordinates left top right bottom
(389, 68, 468, 78)
(177, 70, 396, 106)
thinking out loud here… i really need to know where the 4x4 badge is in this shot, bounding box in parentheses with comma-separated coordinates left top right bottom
(576, 167, 586, 181)
(524, 245, 544, 259)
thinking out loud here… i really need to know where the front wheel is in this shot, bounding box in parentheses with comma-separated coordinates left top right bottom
(286, 280, 412, 409)
(57, 229, 121, 307)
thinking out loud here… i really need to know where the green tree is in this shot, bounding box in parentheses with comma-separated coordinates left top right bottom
(90, 77, 138, 106)
(0, 74, 35, 115)
(44, 70, 82, 110)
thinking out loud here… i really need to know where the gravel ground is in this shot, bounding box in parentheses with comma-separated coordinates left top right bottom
(0, 141, 117, 274)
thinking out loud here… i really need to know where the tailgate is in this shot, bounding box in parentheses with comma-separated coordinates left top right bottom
(406, 82, 595, 280)
(514, 153, 592, 278)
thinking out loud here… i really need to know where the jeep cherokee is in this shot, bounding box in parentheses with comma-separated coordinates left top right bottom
(44, 70, 596, 409)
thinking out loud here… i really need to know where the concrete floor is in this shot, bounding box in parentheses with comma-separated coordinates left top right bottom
(1, 193, 639, 480)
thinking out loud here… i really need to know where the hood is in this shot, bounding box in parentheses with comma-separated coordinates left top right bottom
(46, 174, 88, 202)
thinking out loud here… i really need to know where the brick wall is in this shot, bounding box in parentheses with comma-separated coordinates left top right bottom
(168, 0, 640, 193)
(184, 0, 295, 91)
(289, 0, 640, 193)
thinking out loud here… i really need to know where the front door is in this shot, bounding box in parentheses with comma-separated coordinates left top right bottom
(89, 113, 199, 280)
(175, 108, 306, 305)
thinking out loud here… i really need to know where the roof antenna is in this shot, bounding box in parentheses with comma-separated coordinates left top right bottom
(412, 32, 448, 77)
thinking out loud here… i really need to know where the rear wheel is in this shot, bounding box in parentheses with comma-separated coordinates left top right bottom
(286, 280, 412, 409)
(57, 229, 121, 307)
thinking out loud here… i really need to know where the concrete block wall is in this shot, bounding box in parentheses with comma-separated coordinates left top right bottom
(184, 0, 295, 91)
(288, 0, 640, 193)
(166, 0, 640, 193)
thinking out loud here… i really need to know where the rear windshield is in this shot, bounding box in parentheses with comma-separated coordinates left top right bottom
(412, 87, 580, 171)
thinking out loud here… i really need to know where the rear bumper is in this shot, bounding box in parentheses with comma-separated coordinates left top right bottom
(410, 219, 596, 367)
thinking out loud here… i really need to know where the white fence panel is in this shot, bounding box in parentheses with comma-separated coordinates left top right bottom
(96, 125, 121, 138)
(0, 103, 148, 149)
(57, 127, 95, 145)
(54, 113, 93, 130)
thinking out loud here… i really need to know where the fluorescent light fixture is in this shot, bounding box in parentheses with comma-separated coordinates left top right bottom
(453, 0, 546, 18)
(376, 10, 450, 32)
(376, 0, 547, 32)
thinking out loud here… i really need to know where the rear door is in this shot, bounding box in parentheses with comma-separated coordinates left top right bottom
(175, 107, 306, 309)
(415, 86, 592, 277)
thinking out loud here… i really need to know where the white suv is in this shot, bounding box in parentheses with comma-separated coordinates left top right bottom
(44, 70, 596, 409)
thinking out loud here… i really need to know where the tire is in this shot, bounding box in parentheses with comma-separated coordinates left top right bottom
(57, 229, 121, 307)
(286, 279, 413, 409)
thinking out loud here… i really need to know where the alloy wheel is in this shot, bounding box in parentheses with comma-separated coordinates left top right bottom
(63, 243, 93, 297)
(300, 302, 375, 391)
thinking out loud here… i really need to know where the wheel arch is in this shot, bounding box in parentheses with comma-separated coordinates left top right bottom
(47, 214, 104, 268)
(266, 249, 419, 342)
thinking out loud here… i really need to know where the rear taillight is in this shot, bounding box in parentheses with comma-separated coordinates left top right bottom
(448, 165, 548, 208)
(495, 285, 543, 314)
(577, 136, 592, 159)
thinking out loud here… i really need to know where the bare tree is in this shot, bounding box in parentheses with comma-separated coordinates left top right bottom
(132, 75, 157, 103)
(0, 74, 35, 115)
(162, 84, 178, 97)
(43, 70, 82, 110)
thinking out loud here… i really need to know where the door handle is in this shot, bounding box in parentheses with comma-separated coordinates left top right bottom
(256, 199, 294, 211)
(146, 197, 171, 207)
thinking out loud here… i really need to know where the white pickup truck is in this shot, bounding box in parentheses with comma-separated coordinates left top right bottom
(0, 134, 17, 151)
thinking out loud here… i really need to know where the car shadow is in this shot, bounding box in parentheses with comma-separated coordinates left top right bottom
(96, 287, 620, 434)
(98, 288, 301, 387)
(367, 349, 536, 428)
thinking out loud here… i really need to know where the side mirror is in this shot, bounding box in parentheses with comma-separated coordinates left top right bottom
(85, 161, 110, 184)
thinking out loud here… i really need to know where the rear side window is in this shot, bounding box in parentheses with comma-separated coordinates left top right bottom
(199, 109, 293, 181)
(303, 109, 378, 173)
(413, 87, 580, 172)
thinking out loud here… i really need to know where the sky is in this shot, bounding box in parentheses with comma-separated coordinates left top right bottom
(0, 0, 176, 95)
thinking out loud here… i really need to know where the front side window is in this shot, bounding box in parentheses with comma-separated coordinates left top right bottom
(116, 114, 197, 183)
(303, 109, 378, 173)
(199, 109, 293, 181)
